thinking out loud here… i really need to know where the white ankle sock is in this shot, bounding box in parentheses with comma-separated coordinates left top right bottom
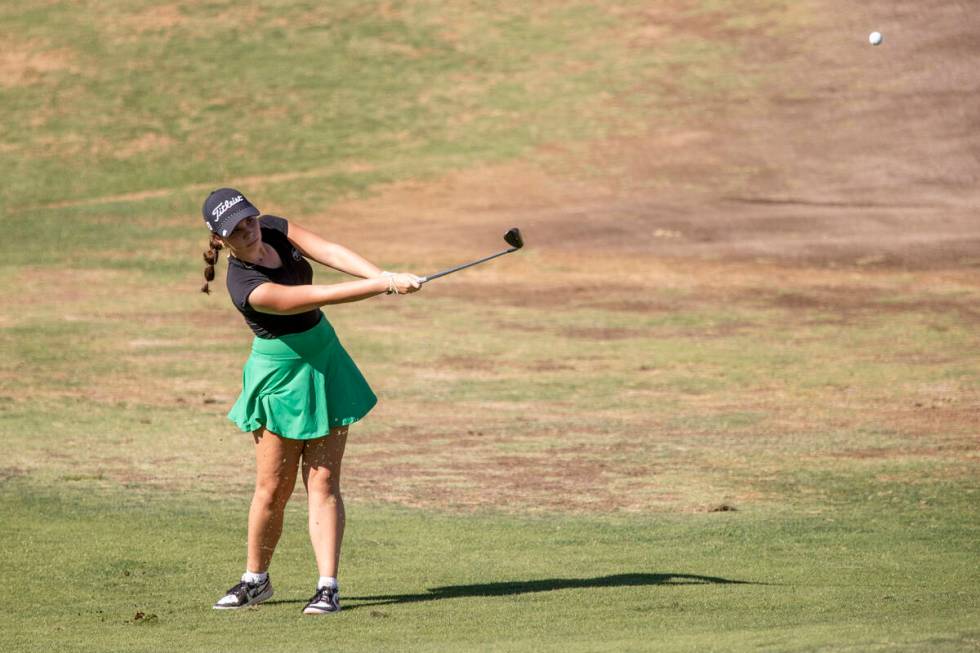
(317, 576, 338, 590)
(242, 570, 268, 584)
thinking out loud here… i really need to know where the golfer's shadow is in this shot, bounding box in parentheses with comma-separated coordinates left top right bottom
(268, 573, 758, 610)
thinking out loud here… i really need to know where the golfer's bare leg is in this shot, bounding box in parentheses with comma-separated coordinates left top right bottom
(248, 428, 302, 573)
(302, 426, 348, 578)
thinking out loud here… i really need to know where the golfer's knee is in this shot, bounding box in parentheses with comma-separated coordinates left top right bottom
(253, 479, 293, 509)
(307, 467, 341, 499)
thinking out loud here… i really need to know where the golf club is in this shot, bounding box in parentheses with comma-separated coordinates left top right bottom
(418, 228, 524, 284)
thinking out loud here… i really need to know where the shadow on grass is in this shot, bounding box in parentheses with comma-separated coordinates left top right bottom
(267, 573, 760, 609)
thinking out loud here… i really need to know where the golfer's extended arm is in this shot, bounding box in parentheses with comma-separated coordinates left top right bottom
(248, 278, 389, 315)
(287, 222, 382, 278)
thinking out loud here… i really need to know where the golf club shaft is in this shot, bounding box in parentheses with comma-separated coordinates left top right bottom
(419, 247, 518, 284)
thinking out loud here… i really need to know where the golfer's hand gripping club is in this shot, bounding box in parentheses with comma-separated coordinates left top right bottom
(418, 228, 524, 284)
(381, 272, 423, 294)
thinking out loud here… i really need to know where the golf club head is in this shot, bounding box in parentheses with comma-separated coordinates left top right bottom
(504, 227, 523, 250)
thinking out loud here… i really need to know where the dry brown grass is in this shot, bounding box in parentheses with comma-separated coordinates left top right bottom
(3, 0, 978, 516)
(4, 246, 978, 513)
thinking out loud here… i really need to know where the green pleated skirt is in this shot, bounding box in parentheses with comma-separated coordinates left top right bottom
(228, 314, 377, 440)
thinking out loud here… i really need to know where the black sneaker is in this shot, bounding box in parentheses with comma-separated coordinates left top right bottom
(212, 577, 273, 610)
(303, 585, 341, 615)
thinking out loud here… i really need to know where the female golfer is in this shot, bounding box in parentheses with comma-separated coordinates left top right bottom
(200, 188, 420, 615)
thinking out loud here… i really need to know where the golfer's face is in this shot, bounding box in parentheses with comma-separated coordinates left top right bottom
(225, 216, 260, 249)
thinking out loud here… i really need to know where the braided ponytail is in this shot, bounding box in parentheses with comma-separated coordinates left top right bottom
(201, 233, 223, 294)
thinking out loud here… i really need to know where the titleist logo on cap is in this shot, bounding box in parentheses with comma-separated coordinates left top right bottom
(211, 195, 244, 222)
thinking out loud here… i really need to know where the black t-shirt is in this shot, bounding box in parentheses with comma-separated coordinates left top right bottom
(225, 215, 323, 338)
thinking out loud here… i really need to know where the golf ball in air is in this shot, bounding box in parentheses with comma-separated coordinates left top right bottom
(869, 31, 883, 46)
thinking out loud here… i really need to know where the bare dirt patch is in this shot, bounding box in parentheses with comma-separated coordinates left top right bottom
(109, 3, 266, 41)
(120, 4, 187, 35)
(345, 415, 688, 513)
(0, 40, 75, 87)
(427, 262, 980, 335)
(314, 1, 980, 272)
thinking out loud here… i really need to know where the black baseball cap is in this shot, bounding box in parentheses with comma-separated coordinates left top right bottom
(202, 188, 260, 237)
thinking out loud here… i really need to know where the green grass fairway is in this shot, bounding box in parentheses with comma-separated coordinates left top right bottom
(2, 479, 977, 653)
(2, 0, 979, 651)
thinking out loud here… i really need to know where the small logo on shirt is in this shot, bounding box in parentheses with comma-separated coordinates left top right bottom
(291, 248, 303, 261)
(211, 195, 244, 222)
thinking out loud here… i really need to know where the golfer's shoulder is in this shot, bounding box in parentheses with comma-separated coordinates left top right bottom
(225, 260, 272, 309)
